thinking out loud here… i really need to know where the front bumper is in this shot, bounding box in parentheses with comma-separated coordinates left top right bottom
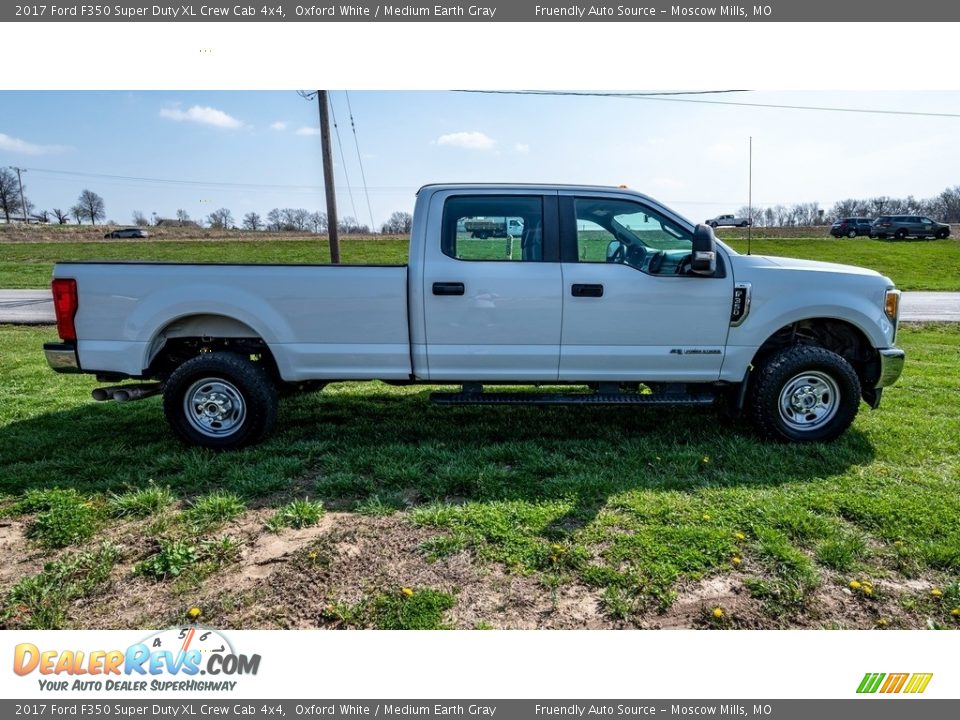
(875, 347, 905, 388)
(44, 342, 81, 373)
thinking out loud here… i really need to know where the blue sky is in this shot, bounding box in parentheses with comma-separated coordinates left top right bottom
(2, 90, 960, 227)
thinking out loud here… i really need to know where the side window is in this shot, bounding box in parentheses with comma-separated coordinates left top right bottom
(441, 196, 543, 262)
(574, 198, 692, 275)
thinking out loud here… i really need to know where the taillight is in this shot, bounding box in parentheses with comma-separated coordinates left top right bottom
(51, 278, 78, 342)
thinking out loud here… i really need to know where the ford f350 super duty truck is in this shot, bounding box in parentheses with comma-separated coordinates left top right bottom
(44, 184, 905, 449)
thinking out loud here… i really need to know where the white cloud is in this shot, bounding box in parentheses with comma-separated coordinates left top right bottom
(0, 132, 70, 155)
(296, 126, 321, 136)
(514, 143, 530, 153)
(159, 105, 242, 129)
(436, 131, 496, 150)
(270, 121, 288, 131)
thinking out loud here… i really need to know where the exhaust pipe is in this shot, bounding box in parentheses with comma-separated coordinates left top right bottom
(92, 383, 162, 403)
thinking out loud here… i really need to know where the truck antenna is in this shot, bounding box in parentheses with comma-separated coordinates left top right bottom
(747, 136, 753, 256)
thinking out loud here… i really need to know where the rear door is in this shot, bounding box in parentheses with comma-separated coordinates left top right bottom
(421, 190, 563, 381)
(558, 193, 733, 382)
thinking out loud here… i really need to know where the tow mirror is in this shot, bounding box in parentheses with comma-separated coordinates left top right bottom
(690, 224, 717, 276)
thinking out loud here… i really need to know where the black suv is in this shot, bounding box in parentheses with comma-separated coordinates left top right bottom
(830, 218, 873, 238)
(870, 216, 951, 240)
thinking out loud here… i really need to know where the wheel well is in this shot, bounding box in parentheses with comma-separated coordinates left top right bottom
(145, 315, 280, 381)
(751, 318, 875, 378)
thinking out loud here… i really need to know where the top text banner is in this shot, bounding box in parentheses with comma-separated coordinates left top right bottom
(6, 1, 960, 22)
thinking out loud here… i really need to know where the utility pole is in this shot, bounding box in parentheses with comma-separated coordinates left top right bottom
(317, 91, 340, 263)
(10, 167, 28, 223)
(747, 137, 753, 256)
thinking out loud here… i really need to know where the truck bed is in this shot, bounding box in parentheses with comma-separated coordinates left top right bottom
(54, 262, 412, 381)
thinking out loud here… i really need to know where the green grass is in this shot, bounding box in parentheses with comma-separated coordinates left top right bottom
(2, 543, 121, 629)
(0, 235, 957, 290)
(330, 588, 457, 630)
(264, 498, 325, 532)
(1, 323, 959, 627)
(108, 486, 175, 518)
(0, 237, 407, 288)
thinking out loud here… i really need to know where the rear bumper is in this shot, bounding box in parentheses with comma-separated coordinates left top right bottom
(875, 347, 905, 388)
(44, 342, 81, 373)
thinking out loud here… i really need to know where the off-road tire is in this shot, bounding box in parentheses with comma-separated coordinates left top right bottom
(163, 352, 278, 450)
(748, 345, 861, 443)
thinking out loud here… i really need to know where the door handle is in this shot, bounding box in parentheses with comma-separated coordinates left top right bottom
(571, 283, 604, 298)
(433, 282, 465, 296)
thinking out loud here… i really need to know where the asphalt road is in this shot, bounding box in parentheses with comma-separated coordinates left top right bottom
(1, 289, 959, 324)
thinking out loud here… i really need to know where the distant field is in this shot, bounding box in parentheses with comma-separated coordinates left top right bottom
(0, 231, 957, 290)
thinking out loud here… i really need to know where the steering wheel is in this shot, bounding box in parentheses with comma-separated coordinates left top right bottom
(607, 242, 627, 264)
(625, 244, 647, 268)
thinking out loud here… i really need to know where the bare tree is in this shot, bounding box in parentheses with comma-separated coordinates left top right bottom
(36, 209, 50, 223)
(70, 205, 84, 224)
(309, 211, 327, 234)
(51, 207, 70, 224)
(207, 208, 234, 229)
(292, 208, 310, 231)
(242, 212, 262, 231)
(0, 168, 24, 223)
(266, 208, 283, 231)
(176, 209, 191, 224)
(381, 210, 413, 234)
(76, 189, 106, 226)
(132, 210, 149, 226)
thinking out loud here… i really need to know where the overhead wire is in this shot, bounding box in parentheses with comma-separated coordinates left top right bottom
(345, 91, 377, 232)
(328, 96, 360, 224)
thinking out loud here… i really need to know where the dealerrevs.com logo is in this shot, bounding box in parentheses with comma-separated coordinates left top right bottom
(857, 673, 933, 694)
(13, 626, 261, 692)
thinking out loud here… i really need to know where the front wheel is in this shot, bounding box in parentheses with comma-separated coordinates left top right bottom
(163, 352, 278, 450)
(748, 345, 861, 442)
(847, 229, 857, 238)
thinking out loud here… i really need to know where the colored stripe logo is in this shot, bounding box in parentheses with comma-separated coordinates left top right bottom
(857, 672, 933, 694)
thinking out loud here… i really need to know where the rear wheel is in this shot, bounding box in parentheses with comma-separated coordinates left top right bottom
(936, 229, 949, 239)
(748, 345, 861, 443)
(847, 229, 857, 238)
(894, 228, 908, 240)
(163, 352, 277, 450)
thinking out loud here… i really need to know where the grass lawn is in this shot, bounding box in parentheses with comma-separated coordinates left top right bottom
(1, 235, 958, 290)
(0, 324, 958, 630)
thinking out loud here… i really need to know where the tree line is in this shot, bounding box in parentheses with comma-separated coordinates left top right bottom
(738, 185, 960, 227)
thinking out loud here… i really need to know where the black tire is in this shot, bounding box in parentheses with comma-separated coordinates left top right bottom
(847, 229, 857, 238)
(748, 345, 861, 443)
(936, 229, 949, 239)
(163, 352, 277, 450)
(709, 222, 718, 229)
(894, 228, 908, 240)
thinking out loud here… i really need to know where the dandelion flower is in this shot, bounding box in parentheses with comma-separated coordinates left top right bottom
(731, 556, 742, 567)
(893, 540, 904, 547)
(849, 580, 862, 590)
(931, 588, 943, 598)
(712, 607, 724, 619)
(702, 513, 712, 521)
(187, 607, 202, 620)
(551, 544, 565, 553)
(863, 586, 873, 596)
(734, 532, 746, 541)
(401, 587, 415, 598)
(950, 608, 960, 617)
(876, 618, 889, 627)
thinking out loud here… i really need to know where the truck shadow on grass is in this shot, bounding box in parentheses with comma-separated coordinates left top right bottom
(0, 384, 876, 526)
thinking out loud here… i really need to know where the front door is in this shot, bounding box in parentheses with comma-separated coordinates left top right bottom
(559, 194, 733, 382)
(422, 192, 563, 381)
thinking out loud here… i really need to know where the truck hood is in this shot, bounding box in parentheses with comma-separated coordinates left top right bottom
(731, 253, 892, 284)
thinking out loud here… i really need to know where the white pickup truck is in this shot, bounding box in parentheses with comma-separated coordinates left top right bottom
(45, 183, 905, 449)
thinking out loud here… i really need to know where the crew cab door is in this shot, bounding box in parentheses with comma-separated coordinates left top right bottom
(558, 194, 733, 382)
(421, 191, 562, 381)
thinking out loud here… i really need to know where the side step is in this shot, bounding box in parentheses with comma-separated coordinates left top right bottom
(430, 387, 716, 406)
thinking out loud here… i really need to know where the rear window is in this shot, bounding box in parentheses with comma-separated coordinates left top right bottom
(441, 195, 544, 262)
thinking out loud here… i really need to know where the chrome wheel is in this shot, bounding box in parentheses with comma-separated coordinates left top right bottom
(183, 377, 246, 438)
(777, 370, 840, 431)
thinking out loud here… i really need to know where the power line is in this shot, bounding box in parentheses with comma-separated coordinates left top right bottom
(345, 91, 376, 232)
(328, 96, 360, 224)
(455, 89, 960, 119)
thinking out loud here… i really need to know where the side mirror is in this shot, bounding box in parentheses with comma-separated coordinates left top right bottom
(690, 224, 717, 276)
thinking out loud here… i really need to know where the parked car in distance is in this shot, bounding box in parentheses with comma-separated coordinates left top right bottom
(869, 216, 951, 240)
(104, 227, 150, 239)
(705, 214, 752, 228)
(830, 218, 874, 238)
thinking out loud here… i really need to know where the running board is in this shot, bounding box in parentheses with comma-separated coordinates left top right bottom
(430, 389, 716, 406)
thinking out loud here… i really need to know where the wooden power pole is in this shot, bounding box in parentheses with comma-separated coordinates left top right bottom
(316, 91, 340, 264)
